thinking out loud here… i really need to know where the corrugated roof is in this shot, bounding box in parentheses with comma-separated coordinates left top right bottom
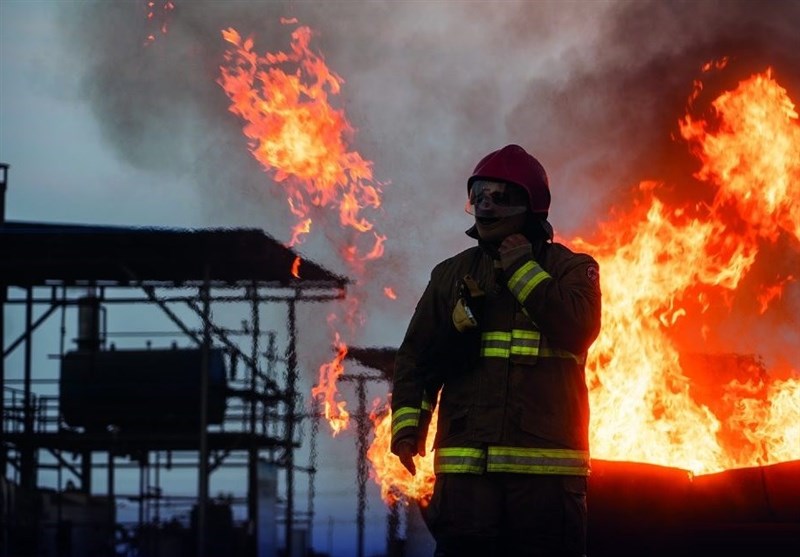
(0, 220, 348, 288)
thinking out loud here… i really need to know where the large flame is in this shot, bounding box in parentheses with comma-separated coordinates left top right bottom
(368, 67, 800, 505)
(218, 23, 383, 257)
(218, 20, 387, 434)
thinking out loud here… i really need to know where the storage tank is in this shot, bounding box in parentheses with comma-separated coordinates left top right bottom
(60, 348, 227, 432)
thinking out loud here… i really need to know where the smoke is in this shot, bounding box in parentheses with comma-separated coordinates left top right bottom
(54, 0, 800, 356)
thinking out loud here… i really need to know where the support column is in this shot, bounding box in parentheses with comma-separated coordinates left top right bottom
(197, 275, 211, 557)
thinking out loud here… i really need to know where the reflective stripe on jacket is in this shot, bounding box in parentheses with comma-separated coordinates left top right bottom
(434, 446, 591, 476)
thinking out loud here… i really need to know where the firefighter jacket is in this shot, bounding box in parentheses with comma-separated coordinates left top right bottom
(391, 238, 601, 476)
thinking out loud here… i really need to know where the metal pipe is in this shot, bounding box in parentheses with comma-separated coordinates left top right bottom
(355, 376, 368, 557)
(196, 274, 211, 557)
(0, 164, 7, 482)
(248, 283, 259, 557)
(285, 297, 298, 557)
(21, 287, 34, 490)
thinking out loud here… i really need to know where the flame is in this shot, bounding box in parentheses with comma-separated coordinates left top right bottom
(383, 287, 397, 300)
(218, 23, 384, 258)
(291, 256, 301, 279)
(311, 328, 350, 435)
(580, 68, 800, 475)
(367, 401, 437, 507)
(367, 67, 800, 505)
(218, 20, 388, 434)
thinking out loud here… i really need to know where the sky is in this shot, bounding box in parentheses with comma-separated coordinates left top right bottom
(2, 1, 800, 556)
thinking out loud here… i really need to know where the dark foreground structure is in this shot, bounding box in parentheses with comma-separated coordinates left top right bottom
(588, 459, 800, 557)
(1, 211, 346, 556)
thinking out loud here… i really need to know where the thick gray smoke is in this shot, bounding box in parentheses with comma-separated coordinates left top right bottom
(55, 0, 800, 345)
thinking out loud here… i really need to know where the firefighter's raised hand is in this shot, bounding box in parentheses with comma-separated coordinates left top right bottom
(395, 438, 417, 476)
(499, 233, 532, 270)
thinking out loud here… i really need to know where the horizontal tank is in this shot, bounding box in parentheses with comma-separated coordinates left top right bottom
(60, 348, 227, 432)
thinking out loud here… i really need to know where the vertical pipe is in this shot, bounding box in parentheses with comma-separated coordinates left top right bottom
(248, 284, 259, 557)
(108, 451, 115, 553)
(197, 275, 211, 557)
(355, 377, 368, 557)
(21, 287, 34, 490)
(285, 297, 298, 557)
(0, 163, 7, 479)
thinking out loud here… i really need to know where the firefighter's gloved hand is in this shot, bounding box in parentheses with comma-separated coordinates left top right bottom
(395, 438, 418, 475)
(499, 233, 532, 271)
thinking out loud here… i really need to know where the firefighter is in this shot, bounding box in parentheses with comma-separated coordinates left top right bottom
(391, 144, 601, 556)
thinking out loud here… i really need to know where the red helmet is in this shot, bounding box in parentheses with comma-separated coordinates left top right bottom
(467, 144, 550, 215)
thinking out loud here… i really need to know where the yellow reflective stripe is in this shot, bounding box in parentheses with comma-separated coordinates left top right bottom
(482, 330, 541, 359)
(421, 399, 433, 412)
(482, 347, 510, 358)
(508, 260, 551, 303)
(435, 446, 590, 475)
(508, 261, 536, 293)
(512, 329, 540, 340)
(480, 331, 511, 358)
(517, 268, 550, 302)
(481, 330, 582, 363)
(434, 447, 486, 474)
(487, 446, 590, 476)
(489, 464, 590, 475)
(391, 406, 420, 436)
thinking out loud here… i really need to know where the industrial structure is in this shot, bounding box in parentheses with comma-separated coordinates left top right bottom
(0, 163, 351, 556)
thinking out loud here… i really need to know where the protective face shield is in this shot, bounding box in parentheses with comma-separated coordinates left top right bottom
(466, 180, 528, 220)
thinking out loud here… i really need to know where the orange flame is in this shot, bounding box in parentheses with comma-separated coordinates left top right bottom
(579, 68, 800, 475)
(383, 287, 397, 300)
(218, 20, 388, 435)
(291, 256, 301, 279)
(368, 67, 800, 505)
(367, 401, 437, 507)
(311, 329, 350, 435)
(218, 23, 384, 258)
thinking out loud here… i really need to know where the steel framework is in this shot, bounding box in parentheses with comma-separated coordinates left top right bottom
(0, 204, 347, 557)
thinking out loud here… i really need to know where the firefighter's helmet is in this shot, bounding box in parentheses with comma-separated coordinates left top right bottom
(467, 144, 550, 216)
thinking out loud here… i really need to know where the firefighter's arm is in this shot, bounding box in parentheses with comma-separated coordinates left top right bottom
(391, 272, 445, 474)
(499, 234, 601, 354)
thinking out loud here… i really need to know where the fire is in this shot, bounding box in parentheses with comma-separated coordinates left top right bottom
(367, 402, 437, 506)
(383, 286, 397, 300)
(291, 256, 301, 279)
(218, 20, 388, 434)
(679, 68, 800, 242)
(580, 67, 800, 475)
(367, 66, 800, 504)
(218, 23, 384, 258)
(311, 330, 350, 435)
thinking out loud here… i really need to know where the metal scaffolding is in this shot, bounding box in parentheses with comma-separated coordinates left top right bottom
(0, 210, 347, 556)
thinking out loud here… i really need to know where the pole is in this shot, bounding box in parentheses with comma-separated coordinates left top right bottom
(21, 287, 34, 490)
(0, 163, 8, 481)
(355, 377, 368, 557)
(248, 283, 259, 557)
(285, 298, 298, 557)
(197, 274, 211, 557)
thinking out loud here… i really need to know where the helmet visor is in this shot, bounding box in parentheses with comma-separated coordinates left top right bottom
(466, 180, 528, 218)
